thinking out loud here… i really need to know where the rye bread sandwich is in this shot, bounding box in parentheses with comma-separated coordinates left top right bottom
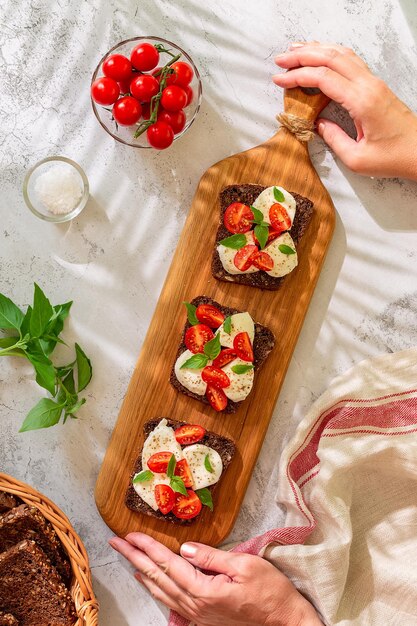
(126, 417, 235, 525)
(0, 504, 71, 585)
(212, 184, 314, 290)
(0, 540, 76, 626)
(170, 296, 275, 413)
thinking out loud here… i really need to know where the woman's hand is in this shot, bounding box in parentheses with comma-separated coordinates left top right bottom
(273, 42, 417, 180)
(109, 533, 322, 626)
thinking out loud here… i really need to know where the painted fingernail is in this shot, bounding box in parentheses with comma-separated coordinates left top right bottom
(180, 543, 198, 558)
(317, 121, 325, 134)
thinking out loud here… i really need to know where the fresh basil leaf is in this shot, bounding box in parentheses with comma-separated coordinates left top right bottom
(55, 362, 76, 378)
(254, 224, 269, 250)
(66, 397, 86, 416)
(62, 369, 76, 395)
(30, 283, 53, 338)
(19, 398, 63, 432)
(196, 488, 214, 511)
(27, 352, 56, 395)
(273, 187, 285, 202)
(204, 454, 214, 473)
(0, 337, 20, 349)
(133, 470, 154, 483)
(75, 343, 92, 392)
(218, 234, 247, 249)
(231, 364, 254, 374)
(167, 454, 176, 478)
(0, 293, 24, 331)
(170, 476, 188, 495)
(180, 353, 209, 369)
(183, 302, 199, 326)
(223, 316, 232, 335)
(203, 333, 221, 360)
(20, 306, 32, 336)
(250, 205, 264, 224)
(278, 244, 296, 255)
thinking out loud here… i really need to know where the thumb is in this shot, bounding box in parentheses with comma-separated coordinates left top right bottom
(317, 117, 359, 165)
(180, 542, 238, 577)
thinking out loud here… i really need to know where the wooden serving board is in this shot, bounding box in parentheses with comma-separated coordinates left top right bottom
(95, 87, 335, 552)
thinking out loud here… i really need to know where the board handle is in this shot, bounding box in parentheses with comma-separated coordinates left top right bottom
(283, 87, 330, 122)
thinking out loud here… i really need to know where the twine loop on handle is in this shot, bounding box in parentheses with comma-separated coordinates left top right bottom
(276, 112, 315, 142)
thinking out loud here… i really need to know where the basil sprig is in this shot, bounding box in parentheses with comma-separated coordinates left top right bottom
(167, 454, 188, 495)
(180, 333, 221, 369)
(0, 284, 92, 432)
(273, 186, 285, 202)
(231, 364, 254, 374)
(278, 244, 296, 255)
(183, 302, 199, 325)
(196, 488, 214, 511)
(218, 233, 247, 249)
(133, 470, 154, 483)
(223, 316, 232, 335)
(250, 205, 269, 250)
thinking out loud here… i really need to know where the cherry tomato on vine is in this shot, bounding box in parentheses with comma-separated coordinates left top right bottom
(130, 42, 159, 71)
(146, 121, 174, 149)
(152, 67, 177, 86)
(112, 96, 142, 126)
(141, 103, 152, 120)
(161, 85, 187, 112)
(102, 54, 132, 82)
(130, 75, 159, 103)
(157, 109, 186, 134)
(91, 77, 120, 105)
(171, 61, 194, 86)
(183, 85, 194, 106)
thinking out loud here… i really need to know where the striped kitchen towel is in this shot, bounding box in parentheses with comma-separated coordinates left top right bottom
(169, 347, 417, 626)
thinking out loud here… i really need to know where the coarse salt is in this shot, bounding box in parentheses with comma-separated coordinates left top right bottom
(34, 165, 83, 215)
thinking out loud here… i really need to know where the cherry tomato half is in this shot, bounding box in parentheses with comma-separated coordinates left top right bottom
(269, 203, 291, 233)
(252, 250, 274, 271)
(174, 424, 206, 445)
(202, 366, 231, 389)
(195, 304, 225, 328)
(171, 61, 194, 87)
(184, 324, 214, 354)
(102, 54, 132, 82)
(155, 484, 175, 515)
(212, 348, 237, 369)
(130, 74, 159, 103)
(233, 332, 254, 362)
(161, 85, 188, 112)
(91, 77, 120, 105)
(157, 109, 186, 134)
(147, 451, 174, 473)
(172, 489, 203, 519)
(112, 96, 142, 126)
(206, 384, 228, 412)
(147, 121, 174, 150)
(130, 42, 159, 71)
(174, 459, 193, 488)
(224, 203, 253, 234)
(233, 244, 258, 271)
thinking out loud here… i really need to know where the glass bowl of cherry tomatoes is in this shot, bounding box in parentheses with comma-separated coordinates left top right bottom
(91, 36, 202, 150)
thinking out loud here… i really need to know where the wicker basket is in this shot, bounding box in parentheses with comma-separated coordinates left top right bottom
(0, 472, 99, 626)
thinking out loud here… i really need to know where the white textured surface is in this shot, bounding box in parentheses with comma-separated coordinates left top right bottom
(1, 1, 417, 624)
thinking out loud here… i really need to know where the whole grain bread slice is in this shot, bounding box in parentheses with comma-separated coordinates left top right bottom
(125, 417, 236, 525)
(212, 184, 314, 290)
(0, 493, 20, 515)
(0, 540, 75, 626)
(170, 295, 275, 413)
(0, 504, 71, 586)
(0, 613, 19, 626)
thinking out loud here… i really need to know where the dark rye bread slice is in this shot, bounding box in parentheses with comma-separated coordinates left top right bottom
(125, 417, 236, 525)
(170, 295, 275, 413)
(0, 613, 18, 626)
(0, 540, 75, 626)
(212, 184, 314, 290)
(0, 493, 20, 515)
(0, 504, 71, 586)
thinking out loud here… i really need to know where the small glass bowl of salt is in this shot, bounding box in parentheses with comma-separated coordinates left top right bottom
(23, 156, 89, 223)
